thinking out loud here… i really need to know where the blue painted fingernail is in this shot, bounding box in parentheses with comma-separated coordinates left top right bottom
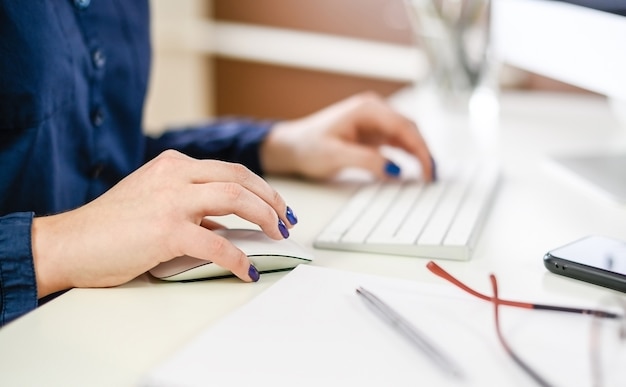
(384, 160, 401, 177)
(278, 219, 290, 238)
(248, 264, 260, 282)
(286, 206, 298, 225)
(430, 156, 438, 181)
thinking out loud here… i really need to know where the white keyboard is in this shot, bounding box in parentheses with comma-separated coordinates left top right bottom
(314, 161, 500, 260)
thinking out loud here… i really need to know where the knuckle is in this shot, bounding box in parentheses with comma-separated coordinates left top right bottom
(261, 204, 278, 223)
(230, 163, 251, 182)
(270, 189, 284, 208)
(354, 91, 381, 106)
(222, 182, 244, 201)
(209, 235, 229, 256)
(209, 234, 248, 273)
(232, 251, 248, 271)
(160, 149, 182, 159)
(151, 150, 182, 173)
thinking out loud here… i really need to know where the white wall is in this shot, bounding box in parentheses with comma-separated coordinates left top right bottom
(144, 0, 214, 134)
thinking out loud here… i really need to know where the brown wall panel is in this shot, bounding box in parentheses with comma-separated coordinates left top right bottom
(214, 58, 408, 120)
(213, 0, 413, 45)
(212, 1, 414, 119)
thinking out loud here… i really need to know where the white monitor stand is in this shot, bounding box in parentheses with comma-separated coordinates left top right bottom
(552, 154, 626, 204)
(492, 0, 626, 203)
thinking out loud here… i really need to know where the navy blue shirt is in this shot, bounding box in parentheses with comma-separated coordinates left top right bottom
(0, 1, 272, 325)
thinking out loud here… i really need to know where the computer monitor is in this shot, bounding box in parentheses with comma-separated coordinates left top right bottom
(491, 0, 626, 203)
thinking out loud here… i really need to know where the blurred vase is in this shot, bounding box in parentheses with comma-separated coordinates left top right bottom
(405, 0, 498, 118)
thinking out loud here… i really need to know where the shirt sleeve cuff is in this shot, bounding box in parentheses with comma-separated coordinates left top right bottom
(144, 119, 275, 176)
(0, 212, 38, 326)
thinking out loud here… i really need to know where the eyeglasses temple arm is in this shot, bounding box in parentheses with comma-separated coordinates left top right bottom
(533, 304, 621, 318)
(490, 275, 555, 387)
(426, 261, 534, 308)
(427, 261, 621, 318)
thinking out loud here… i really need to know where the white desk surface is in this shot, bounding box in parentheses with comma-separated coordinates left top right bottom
(1, 89, 626, 386)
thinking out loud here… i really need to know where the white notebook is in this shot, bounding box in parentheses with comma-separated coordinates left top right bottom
(141, 265, 598, 387)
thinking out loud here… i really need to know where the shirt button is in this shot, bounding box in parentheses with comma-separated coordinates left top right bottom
(91, 164, 104, 179)
(74, 0, 91, 10)
(91, 108, 104, 127)
(92, 49, 106, 69)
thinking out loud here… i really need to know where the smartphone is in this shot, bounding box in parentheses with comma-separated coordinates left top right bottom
(543, 235, 626, 293)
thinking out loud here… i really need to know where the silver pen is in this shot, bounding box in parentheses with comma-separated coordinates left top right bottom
(356, 286, 465, 379)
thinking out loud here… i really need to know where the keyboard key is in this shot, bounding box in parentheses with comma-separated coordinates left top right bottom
(320, 183, 381, 240)
(367, 182, 424, 244)
(341, 183, 402, 244)
(314, 159, 499, 261)
(444, 165, 499, 247)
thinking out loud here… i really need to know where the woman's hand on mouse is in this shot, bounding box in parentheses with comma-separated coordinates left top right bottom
(260, 92, 435, 181)
(30, 150, 297, 298)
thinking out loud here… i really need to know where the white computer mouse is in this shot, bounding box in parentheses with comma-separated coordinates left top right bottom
(148, 228, 314, 281)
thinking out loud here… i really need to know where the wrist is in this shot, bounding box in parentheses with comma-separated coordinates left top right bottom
(260, 121, 301, 176)
(32, 214, 73, 298)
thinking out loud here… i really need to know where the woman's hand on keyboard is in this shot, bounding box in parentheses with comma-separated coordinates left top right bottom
(260, 92, 435, 182)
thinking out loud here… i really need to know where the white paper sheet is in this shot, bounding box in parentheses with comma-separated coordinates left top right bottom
(141, 265, 602, 387)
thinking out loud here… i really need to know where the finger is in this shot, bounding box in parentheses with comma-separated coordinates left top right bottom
(179, 223, 258, 282)
(200, 161, 287, 216)
(193, 161, 297, 229)
(149, 151, 296, 229)
(350, 97, 435, 182)
(188, 182, 289, 240)
(333, 143, 391, 179)
(386, 119, 435, 182)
